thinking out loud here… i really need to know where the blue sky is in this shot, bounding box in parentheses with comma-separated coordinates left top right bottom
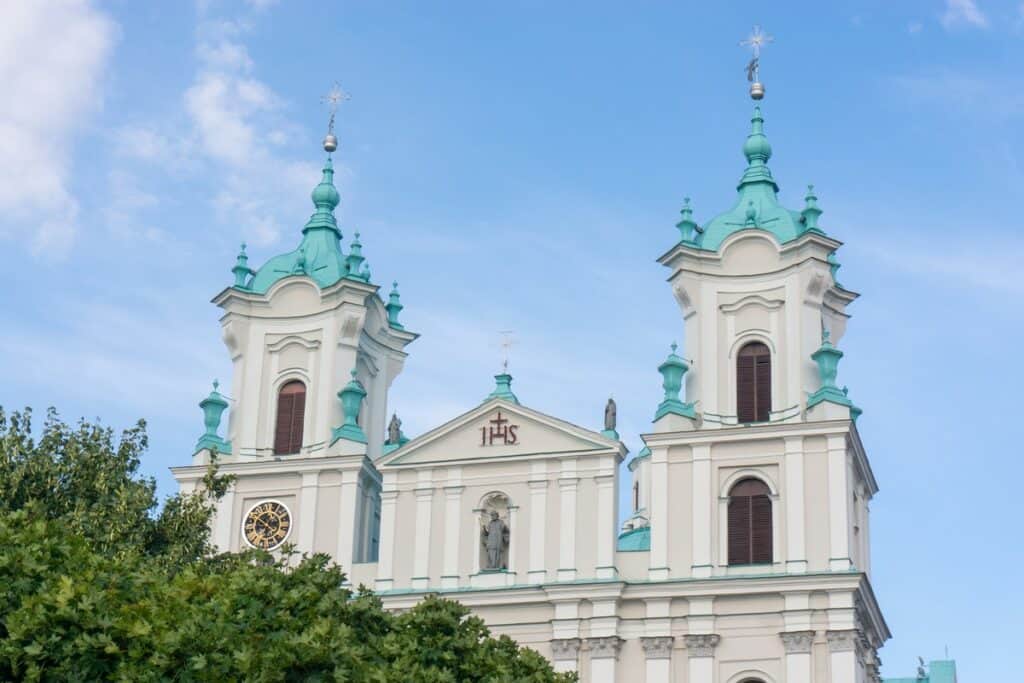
(1, 0, 1020, 678)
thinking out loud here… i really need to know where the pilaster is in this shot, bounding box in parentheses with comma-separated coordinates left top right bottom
(213, 483, 235, 552)
(827, 434, 852, 570)
(411, 472, 434, 589)
(784, 435, 808, 572)
(595, 472, 617, 578)
(826, 630, 859, 683)
(648, 447, 670, 580)
(780, 630, 815, 683)
(550, 638, 581, 675)
(587, 636, 623, 683)
(441, 478, 463, 589)
(336, 468, 359, 570)
(691, 444, 713, 578)
(641, 636, 674, 683)
(558, 460, 579, 581)
(684, 633, 720, 682)
(374, 488, 399, 591)
(527, 476, 549, 584)
(297, 471, 319, 553)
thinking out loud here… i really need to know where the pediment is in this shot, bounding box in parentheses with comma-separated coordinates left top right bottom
(378, 399, 622, 468)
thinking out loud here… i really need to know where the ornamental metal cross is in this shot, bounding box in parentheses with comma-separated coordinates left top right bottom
(740, 25, 773, 82)
(320, 82, 350, 135)
(498, 330, 515, 373)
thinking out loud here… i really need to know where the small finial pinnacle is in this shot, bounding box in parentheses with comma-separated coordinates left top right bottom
(321, 82, 350, 153)
(213, 379, 220, 391)
(671, 341, 678, 353)
(740, 25, 772, 100)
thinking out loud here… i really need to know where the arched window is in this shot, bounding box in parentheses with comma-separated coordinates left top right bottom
(737, 342, 771, 423)
(273, 380, 306, 455)
(727, 478, 772, 565)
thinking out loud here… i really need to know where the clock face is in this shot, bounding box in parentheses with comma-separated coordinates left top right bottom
(243, 500, 291, 550)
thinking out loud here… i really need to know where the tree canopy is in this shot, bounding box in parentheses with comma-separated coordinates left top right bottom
(0, 408, 576, 682)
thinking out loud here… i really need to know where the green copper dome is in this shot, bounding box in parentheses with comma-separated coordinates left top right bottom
(245, 156, 351, 293)
(693, 105, 815, 252)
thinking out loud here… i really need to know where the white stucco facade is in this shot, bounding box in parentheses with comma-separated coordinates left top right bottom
(173, 101, 890, 682)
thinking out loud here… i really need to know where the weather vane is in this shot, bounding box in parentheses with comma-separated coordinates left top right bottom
(320, 82, 350, 153)
(740, 25, 773, 100)
(498, 330, 515, 373)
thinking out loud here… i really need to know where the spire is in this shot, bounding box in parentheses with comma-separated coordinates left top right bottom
(676, 197, 699, 243)
(655, 342, 696, 420)
(486, 372, 519, 404)
(303, 156, 341, 235)
(232, 243, 253, 288)
(801, 184, 825, 234)
(737, 105, 778, 193)
(386, 281, 405, 329)
(345, 231, 365, 277)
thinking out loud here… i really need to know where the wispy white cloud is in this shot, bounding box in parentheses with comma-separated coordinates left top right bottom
(940, 0, 988, 29)
(856, 240, 1023, 295)
(908, 21, 924, 34)
(0, 0, 117, 257)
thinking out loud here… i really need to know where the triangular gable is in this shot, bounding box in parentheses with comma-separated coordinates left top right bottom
(378, 398, 622, 468)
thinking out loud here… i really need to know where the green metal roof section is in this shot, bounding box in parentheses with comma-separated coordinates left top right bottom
(244, 156, 353, 294)
(883, 659, 957, 683)
(692, 105, 822, 252)
(485, 372, 519, 404)
(617, 526, 650, 551)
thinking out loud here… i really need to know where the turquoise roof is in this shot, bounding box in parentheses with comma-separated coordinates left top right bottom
(245, 157, 353, 294)
(617, 526, 650, 552)
(693, 106, 816, 252)
(883, 659, 957, 683)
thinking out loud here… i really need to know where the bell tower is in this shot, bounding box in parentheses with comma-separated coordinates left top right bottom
(626, 31, 889, 683)
(173, 89, 417, 569)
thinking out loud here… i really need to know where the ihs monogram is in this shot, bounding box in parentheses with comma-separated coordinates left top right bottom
(480, 411, 519, 446)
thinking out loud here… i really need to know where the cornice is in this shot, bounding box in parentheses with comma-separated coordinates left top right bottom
(641, 418, 854, 448)
(171, 453, 373, 480)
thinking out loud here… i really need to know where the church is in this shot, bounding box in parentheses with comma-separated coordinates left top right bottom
(172, 60, 890, 682)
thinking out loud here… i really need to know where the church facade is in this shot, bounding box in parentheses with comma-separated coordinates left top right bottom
(173, 90, 890, 682)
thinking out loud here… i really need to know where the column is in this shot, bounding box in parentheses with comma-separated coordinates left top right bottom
(527, 478, 548, 583)
(641, 637, 674, 683)
(649, 447, 670, 580)
(595, 472, 616, 579)
(550, 638, 581, 675)
(336, 469, 359, 570)
(298, 471, 319, 554)
(587, 636, 623, 683)
(213, 484, 235, 552)
(784, 435, 807, 572)
(683, 634, 720, 682)
(374, 489, 399, 591)
(827, 434, 851, 570)
(826, 630, 858, 683)
(691, 444, 712, 578)
(780, 631, 814, 683)
(441, 484, 463, 589)
(506, 503, 519, 579)
(411, 481, 434, 589)
(557, 461, 578, 581)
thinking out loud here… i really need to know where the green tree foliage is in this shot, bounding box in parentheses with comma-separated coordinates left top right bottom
(0, 409, 575, 682)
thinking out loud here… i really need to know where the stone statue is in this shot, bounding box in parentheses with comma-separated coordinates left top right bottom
(387, 413, 401, 445)
(604, 397, 617, 432)
(480, 510, 509, 570)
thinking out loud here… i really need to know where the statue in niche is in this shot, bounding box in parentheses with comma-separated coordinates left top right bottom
(480, 510, 509, 570)
(386, 413, 402, 445)
(604, 397, 617, 432)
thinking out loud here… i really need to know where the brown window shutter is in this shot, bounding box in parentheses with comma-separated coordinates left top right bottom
(728, 496, 752, 565)
(274, 381, 306, 455)
(750, 494, 773, 563)
(755, 355, 771, 422)
(737, 355, 756, 423)
(289, 390, 305, 453)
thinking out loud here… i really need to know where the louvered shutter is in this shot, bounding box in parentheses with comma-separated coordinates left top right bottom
(288, 389, 305, 453)
(737, 354, 756, 423)
(273, 382, 306, 455)
(274, 393, 294, 454)
(750, 494, 773, 563)
(754, 354, 771, 422)
(728, 496, 752, 565)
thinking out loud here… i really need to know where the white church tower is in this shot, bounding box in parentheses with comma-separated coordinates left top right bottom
(173, 99, 417, 568)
